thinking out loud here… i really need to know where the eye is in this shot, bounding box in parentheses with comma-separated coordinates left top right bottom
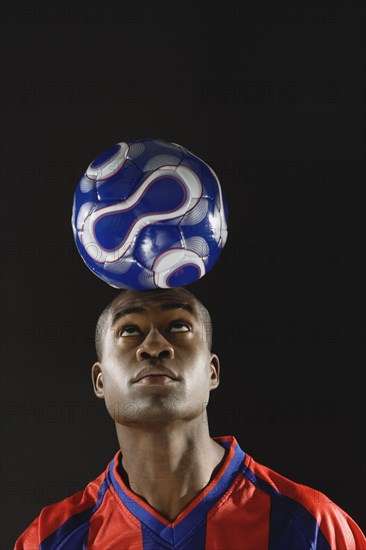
(170, 321, 190, 333)
(118, 324, 140, 337)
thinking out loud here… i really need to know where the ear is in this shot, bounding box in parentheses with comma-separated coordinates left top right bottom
(91, 362, 104, 399)
(209, 354, 220, 391)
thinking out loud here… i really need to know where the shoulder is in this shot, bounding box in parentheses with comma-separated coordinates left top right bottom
(14, 469, 109, 549)
(241, 454, 366, 549)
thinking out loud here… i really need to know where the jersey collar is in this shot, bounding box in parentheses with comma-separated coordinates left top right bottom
(107, 435, 245, 545)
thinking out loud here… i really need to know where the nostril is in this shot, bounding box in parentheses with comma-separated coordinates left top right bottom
(159, 350, 172, 359)
(137, 347, 174, 361)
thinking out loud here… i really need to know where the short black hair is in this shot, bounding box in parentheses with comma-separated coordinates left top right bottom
(95, 288, 213, 361)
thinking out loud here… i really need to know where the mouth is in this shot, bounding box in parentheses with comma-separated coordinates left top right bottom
(132, 366, 180, 384)
(134, 374, 179, 385)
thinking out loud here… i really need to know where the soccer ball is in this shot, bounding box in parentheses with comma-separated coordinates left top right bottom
(71, 138, 228, 290)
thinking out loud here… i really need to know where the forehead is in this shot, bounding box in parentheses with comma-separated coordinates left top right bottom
(108, 289, 201, 326)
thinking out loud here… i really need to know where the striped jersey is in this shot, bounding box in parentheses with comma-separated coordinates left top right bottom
(15, 435, 366, 549)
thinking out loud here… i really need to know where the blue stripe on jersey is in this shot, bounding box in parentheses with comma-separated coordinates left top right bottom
(108, 438, 245, 548)
(40, 476, 110, 550)
(241, 464, 331, 550)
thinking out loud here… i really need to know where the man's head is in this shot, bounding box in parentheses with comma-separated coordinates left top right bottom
(91, 287, 219, 427)
(95, 287, 213, 362)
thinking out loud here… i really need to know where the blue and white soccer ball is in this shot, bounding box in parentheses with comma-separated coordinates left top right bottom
(71, 138, 228, 290)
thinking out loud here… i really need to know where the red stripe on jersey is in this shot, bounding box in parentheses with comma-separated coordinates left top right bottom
(86, 481, 144, 549)
(206, 462, 271, 549)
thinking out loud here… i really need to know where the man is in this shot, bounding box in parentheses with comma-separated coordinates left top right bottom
(15, 287, 366, 549)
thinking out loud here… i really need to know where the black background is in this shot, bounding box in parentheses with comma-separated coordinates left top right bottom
(1, 0, 365, 547)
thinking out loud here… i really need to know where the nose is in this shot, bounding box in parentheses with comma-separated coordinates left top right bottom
(136, 329, 174, 362)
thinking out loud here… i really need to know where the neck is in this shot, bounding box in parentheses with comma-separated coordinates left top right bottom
(115, 418, 227, 522)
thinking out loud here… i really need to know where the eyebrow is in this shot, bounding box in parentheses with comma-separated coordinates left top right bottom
(111, 302, 195, 328)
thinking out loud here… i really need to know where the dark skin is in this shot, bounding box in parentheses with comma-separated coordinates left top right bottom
(91, 288, 226, 522)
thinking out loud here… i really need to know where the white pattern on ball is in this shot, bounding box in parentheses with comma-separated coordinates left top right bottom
(76, 202, 96, 232)
(126, 142, 146, 160)
(181, 198, 208, 226)
(208, 166, 228, 246)
(184, 236, 210, 257)
(80, 166, 202, 263)
(79, 176, 95, 193)
(138, 268, 155, 289)
(175, 165, 203, 199)
(144, 154, 181, 172)
(153, 249, 206, 288)
(86, 142, 129, 181)
(103, 256, 133, 274)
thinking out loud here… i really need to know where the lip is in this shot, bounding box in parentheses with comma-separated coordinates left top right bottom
(135, 375, 179, 385)
(132, 366, 179, 383)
